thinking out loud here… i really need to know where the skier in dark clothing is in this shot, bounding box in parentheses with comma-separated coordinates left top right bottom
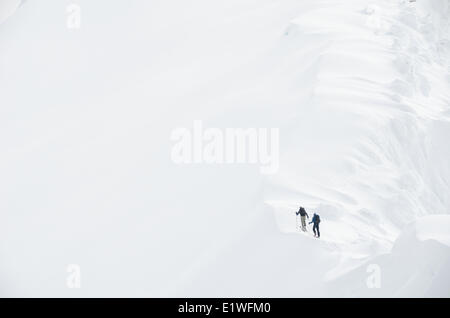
(309, 213, 321, 238)
(296, 207, 309, 232)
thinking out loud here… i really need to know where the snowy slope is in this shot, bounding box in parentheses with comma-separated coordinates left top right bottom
(0, 0, 449, 297)
(327, 215, 450, 297)
(0, 0, 21, 24)
(265, 0, 450, 283)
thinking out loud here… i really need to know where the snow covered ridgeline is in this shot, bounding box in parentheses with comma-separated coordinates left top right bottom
(0, 0, 449, 297)
(265, 0, 450, 295)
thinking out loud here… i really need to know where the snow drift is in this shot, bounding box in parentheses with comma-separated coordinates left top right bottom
(327, 215, 450, 297)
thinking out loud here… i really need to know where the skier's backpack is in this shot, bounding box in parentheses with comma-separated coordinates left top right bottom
(313, 214, 320, 224)
(300, 207, 306, 216)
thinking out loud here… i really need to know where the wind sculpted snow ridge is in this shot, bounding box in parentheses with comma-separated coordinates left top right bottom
(0, 0, 23, 24)
(265, 0, 450, 286)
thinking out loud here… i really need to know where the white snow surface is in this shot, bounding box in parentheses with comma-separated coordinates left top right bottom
(0, 0, 21, 24)
(1, 0, 449, 297)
